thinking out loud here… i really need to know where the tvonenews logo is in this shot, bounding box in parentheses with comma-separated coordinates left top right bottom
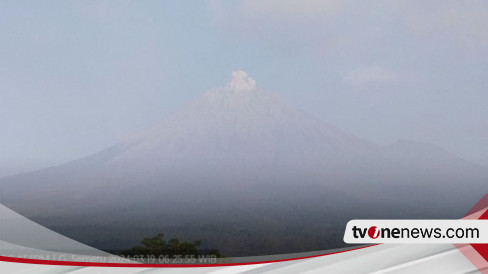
(344, 220, 488, 244)
(353, 225, 478, 240)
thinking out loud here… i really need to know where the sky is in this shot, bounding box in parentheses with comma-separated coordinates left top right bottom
(1, 0, 487, 176)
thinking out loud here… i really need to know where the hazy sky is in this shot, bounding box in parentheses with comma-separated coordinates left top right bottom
(1, 1, 487, 176)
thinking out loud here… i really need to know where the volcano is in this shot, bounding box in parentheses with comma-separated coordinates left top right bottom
(2, 71, 486, 256)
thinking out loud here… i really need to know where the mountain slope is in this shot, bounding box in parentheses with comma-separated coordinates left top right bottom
(2, 71, 378, 213)
(110, 70, 376, 172)
(1, 71, 486, 256)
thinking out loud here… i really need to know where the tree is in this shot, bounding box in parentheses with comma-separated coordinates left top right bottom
(121, 233, 223, 258)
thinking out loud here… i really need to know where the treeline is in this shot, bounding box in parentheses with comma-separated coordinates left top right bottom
(120, 233, 223, 258)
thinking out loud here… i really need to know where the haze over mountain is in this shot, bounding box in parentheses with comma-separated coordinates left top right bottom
(1, 71, 486, 255)
(111, 71, 375, 173)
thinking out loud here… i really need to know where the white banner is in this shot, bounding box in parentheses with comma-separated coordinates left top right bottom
(344, 220, 488, 244)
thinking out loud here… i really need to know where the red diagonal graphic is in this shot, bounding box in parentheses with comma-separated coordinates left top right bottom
(465, 194, 488, 217)
(457, 194, 488, 273)
(470, 208, 488, 262)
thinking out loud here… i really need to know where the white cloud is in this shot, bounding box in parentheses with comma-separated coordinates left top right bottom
(225, 71, 257, 92)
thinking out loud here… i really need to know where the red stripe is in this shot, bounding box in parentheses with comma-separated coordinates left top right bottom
(0, 245, 377, 268)
(470, 208, 488, 263)
(464, 194, 488, 217)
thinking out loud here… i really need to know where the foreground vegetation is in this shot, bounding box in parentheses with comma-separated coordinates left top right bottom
(120, 233, 223, 258)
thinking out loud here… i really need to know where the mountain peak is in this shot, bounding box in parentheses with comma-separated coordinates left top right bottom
(224, 71, 256, 93)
